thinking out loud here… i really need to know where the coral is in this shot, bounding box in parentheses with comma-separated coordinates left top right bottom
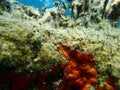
(57, 44, 117, 90)
(0, 65, 64, 90)
(96, 79, 117, 90)
(0, 41, 118, 89)
(57, 44, 98, 90)
(9, 72, 34, 90)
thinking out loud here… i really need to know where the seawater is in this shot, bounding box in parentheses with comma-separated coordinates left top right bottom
(16, 0, 71, 16)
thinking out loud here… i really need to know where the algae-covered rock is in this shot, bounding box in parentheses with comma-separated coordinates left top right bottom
(0, 15, 63, 73)
(0, 23, 40, 72)
(0, 0, 120, 89)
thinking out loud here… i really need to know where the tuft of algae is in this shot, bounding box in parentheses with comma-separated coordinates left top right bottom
(0, 0, 120, 89)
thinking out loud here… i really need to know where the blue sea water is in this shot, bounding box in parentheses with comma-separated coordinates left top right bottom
(117, 21, 120, 27)
(17, 0, 59, 8)
(17, 0, 71, 16)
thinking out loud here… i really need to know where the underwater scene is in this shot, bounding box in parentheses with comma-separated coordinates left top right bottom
(0, 0, 120, 90)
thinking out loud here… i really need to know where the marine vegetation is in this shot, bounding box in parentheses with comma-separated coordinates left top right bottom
(0, 0, 120, 90)
(57, 44, 98, 90)
(0, 0, 120, 28)
(39, 0, 120, 28)
(0, 44, 117, 90)
(57, 44, 117, 90)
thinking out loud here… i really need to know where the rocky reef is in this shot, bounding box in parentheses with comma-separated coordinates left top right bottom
(0, 0, 120, 89)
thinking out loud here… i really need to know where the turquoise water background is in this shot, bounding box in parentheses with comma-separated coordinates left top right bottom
(17, 0, 71, 16)
(17, 0, 69, 8)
